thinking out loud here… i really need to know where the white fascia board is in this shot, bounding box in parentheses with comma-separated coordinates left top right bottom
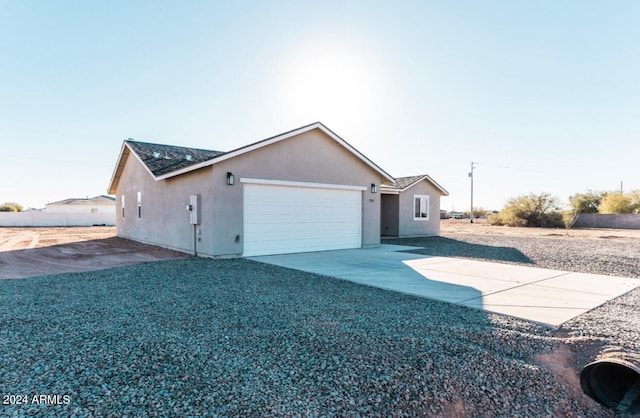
(154, 124, 323, 180)
(123, 142, 163, 182)
(156, 122, 395, 182)
(107, 142, 132, 194)
(240, 178, 367, 191)
(155, 154, 219, 180)
(392, 175, 449, 196)
(154, 157, 215, 180)
(313, 124, 395, 182)
(421, 175, 449, 196)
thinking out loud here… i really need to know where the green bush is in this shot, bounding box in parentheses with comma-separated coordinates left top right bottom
(472, 207, 488, 218)
(488, 193, 564, 228)
(569, 191, 603, 214)
(0, 202, 23, 212)
(599, 191, 640, 214)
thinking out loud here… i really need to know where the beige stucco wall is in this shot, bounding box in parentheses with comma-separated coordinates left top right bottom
(115, 152, 216, 255)
(114, 128, 386, 256)
(209, 129, 384, 256)
(397, 181, 443, 237)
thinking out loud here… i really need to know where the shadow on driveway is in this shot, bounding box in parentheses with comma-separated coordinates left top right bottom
(250, 245, 485, 309)
(383, 236, 533, 264)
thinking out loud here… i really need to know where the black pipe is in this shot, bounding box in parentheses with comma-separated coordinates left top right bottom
(580, 348, 640, 414)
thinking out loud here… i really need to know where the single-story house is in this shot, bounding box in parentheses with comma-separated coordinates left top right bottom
(107, 122, 448, 257)
(380, 175, 449, 237)
(45, 195, 116, 214)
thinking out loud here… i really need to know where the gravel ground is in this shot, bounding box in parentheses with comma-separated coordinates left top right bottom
(390, 233, 640, 394)
(1, 233, 639, 417)
(392, 233, 640, 279)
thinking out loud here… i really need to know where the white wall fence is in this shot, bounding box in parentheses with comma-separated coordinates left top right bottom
(574, 214, 640, 230)
(0, 212, 115, 227)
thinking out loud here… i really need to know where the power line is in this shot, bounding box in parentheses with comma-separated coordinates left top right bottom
(469, 162, 480, 223)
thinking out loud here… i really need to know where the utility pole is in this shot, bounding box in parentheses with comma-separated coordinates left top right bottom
(469, 162, 479, 223)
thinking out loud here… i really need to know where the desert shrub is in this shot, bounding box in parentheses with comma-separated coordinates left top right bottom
(488, 206, 526, 226)
(562, 210, 579, 228)
(472, 207, 488, 218)
(569, 190, 603, 214)
(599, 191, 639, 214)
(0, 202, 23, 212)
(488, 193, 564, 228)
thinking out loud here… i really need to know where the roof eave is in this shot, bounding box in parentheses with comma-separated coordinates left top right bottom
(108, 141, 161, 194)
(381, 175, 449, 196)
(107, 142, 129, 195)
(314, 123, 395, 182)
(380, 187, 400, 195)
(155, 122, 395, 182)
(423, 174, 449, 196)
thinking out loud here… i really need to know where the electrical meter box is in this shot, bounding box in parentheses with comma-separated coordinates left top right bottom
(187, 194, 200, 225)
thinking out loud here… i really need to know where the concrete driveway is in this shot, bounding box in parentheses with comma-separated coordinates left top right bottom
(251, 245, 640, 327)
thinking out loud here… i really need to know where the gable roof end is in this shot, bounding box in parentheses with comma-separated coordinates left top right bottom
(107, 122, 398, 194)
(125, 140, 224, 177)
(153, 122, 395, 182)
(107, 140, 224, 194)
(381, 174, 449, 196)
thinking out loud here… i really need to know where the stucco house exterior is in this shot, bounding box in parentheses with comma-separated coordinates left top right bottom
(380, 175, 449, 237)
(107, 122, 448, 257)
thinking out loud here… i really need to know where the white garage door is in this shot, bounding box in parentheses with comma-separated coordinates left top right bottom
(243, 182, 362, 256)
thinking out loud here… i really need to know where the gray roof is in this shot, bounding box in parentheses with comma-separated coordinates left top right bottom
(125, 140, 224, 177)
(108, 123, 399, 195)
(47, 195, 116, 206)
(382, 175, 449, 196)
(382, 175, 426, 189)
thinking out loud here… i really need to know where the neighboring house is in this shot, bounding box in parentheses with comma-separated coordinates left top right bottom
(380, 175, 449, 237)
(45, 195, 116, 214)
(107, 122, 448, 257)
(1, 196, 116, 227)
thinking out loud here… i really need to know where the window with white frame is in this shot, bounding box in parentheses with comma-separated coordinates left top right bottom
(413, 195, 429, 221)
(121, 195, 125, 218)
(137, 192, 142, 219)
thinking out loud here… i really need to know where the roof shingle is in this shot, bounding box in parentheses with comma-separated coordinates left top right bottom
(125, 140, 224, 177)
(381, 175, 426, 189)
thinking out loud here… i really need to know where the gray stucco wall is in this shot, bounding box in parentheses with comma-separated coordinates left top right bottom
(397, 181, 442, 237)
(573, 213, 640, 229)
(115, 128, 386, 256)
(115, 152, 216, 255)
(209, 129, 384, 256)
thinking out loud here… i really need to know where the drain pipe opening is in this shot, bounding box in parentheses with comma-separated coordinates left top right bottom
(580, 349, 640, 414)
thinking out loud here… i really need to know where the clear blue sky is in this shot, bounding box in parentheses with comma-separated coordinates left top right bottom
(2, 0, 639, 211)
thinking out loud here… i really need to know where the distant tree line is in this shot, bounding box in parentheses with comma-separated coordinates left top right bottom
(570, 190, 640, 215)
(489, 190, 640, 228)
(0, 202, 23, 212)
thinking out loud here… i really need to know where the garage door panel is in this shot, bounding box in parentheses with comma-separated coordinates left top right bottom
(243, 183, 362, 256)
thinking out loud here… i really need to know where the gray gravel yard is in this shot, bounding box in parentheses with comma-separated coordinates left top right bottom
(1, 232, 639, 416)
(392, 233, 640, 280)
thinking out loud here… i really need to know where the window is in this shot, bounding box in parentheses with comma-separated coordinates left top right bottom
(137, 192, 142, 218)
(91, 208, 98, 214)
(121, 195, 125, 218)
(413, 195, 429, 221)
